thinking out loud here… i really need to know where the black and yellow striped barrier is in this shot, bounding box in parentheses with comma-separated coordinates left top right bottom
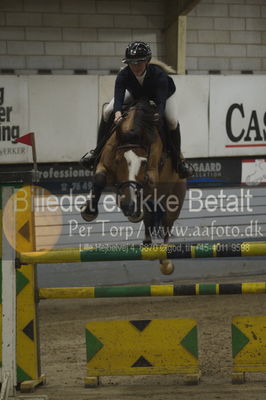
(39, 281, 266, 299)
(19, 241, 266, 264)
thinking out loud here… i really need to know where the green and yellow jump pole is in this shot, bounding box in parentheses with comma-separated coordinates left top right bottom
(38, 281, 266, 299)
(19, 241, 266, 264)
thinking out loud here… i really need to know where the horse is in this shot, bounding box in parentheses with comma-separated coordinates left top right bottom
(81, 99, 187, 274)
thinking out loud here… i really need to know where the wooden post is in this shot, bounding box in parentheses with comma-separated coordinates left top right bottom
(1, 186, 17, 399)
(165, 16, 187, 74)
(177, 16, 187, 75)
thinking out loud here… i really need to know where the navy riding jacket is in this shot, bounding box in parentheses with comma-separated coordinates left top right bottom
(113, 64, 176, 116)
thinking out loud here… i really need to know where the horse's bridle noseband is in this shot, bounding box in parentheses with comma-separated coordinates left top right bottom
(115, 143, 147, 152)
(116, 180, 143, 193)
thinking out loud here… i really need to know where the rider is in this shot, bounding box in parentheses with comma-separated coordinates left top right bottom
(81, 41, 193, 178)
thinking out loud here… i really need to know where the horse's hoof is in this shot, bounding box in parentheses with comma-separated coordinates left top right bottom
(160, 260, 174, 275)
(127, 211, 144, 223)
(80, 202, 98, 222)
(142, 240, 152, 247)
(81, 211, 98, 222)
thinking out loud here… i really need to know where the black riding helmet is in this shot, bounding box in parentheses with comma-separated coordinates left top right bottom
(122, 41, 152, 64)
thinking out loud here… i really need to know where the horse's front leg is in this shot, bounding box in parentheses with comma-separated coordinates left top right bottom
(81, 132, 117, 222)
(160, 233, 174, 275)
(81, 164, 107, 222)
(143, 209, 153, 246)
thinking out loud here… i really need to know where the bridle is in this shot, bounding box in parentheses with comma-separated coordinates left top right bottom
(116, 180, 143, 193)
(115, 180, 144, 215)
(115, 143, 147, 151)
(114, 102, 155, 193)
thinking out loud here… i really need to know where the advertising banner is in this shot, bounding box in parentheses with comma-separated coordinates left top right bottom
(209, 76, 266, 157)
(0, 76, 98, 164)
(0, 157, 244, 192)
(188, 157, 241, 187)
(0, 77, 31, 163)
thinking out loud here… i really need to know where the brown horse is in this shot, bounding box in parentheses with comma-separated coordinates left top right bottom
(81, 99, 187, 274)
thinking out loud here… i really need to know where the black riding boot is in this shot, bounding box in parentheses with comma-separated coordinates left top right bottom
(169, 125, 194, 179)
(80, 116, 112, 171)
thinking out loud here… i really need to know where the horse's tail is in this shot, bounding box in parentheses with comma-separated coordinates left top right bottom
(149, 58, 176, 74)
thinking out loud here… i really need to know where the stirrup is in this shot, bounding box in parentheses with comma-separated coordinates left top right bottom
(80, 151, 96, 171)
(177, 160, 194, 179)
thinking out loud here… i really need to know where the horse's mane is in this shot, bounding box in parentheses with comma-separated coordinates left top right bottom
(117, 99, 158, 147)
(133, 99, 158, 143)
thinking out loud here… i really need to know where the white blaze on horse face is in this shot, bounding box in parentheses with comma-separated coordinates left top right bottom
(124, 150, 147, 180)
(124, 150, 147, 204)
(124, 150, 147, 181)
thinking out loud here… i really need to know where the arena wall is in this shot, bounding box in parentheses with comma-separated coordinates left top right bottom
(0, 0, 265, 75)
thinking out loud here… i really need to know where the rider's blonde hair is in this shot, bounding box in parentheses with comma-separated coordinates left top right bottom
(120, 58, 176, 74)
(149, 58, 176, 74)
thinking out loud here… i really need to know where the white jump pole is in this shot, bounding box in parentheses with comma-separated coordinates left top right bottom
(1, 186, 17, 400)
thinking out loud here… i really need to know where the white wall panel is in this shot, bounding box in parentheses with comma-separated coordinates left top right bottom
(173, 75, 209, 158)
(1, 75, 266, 164)
(98, 75, 115, 119)
(28, 75, 98, 162)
